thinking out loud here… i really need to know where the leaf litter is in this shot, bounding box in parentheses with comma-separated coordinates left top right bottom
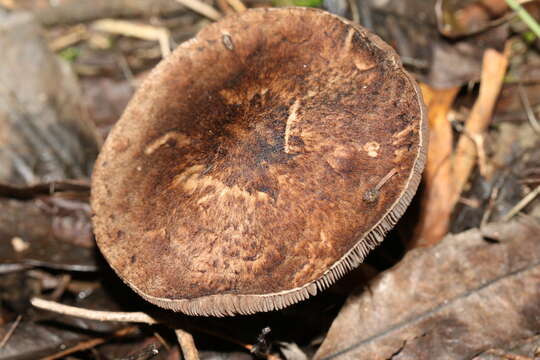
(1, 0, 540, 359)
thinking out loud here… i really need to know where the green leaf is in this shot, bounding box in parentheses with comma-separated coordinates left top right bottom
(59, 47, 80, 63)
(272, 0, 323, 7)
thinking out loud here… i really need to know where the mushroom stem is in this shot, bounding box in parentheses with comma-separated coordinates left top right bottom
(175, 329, 200, 360)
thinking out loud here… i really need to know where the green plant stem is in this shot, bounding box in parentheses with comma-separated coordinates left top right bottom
(506, 0, 540, 38)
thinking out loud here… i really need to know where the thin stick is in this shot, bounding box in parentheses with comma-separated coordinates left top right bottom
(0, 315, 22, 349)
(518, 83, 540, 134)
(92, 19, 171, 57)
(154, 331, 171, 350)
(502, 184, 540, 221)
(481, 180, 502, 227)
(225, 0, 247, 12)
(42, 326, 138, 360)
(49, 274, 71, 301)
(32, 298, 200, 360)
(31, 298, 279, 360)
(451, 48, 509, 207)
(216, 0, 234, 15)
(49, 25, 88, 51)
(175, 329, 200, 360)
(31, 297, 157, 324)
(175, 0, 222, 21)
(348, 0, 360, 24)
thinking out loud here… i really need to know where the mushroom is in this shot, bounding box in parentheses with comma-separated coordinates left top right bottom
(91, 7, 427, 317)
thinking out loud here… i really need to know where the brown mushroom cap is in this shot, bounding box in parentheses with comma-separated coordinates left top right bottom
(91, 7, 427, 316)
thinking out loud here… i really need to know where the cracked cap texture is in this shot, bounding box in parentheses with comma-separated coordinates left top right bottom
(91, 7, 427, 316)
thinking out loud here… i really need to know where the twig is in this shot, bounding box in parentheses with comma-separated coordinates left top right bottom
(175, 329, 200, 360)
(0, 315, 22, 349)
(481, 179, 503, 227)
(175, 0, 222, 21)
(33, 0, 186, 27)
(42, 326, 139, 360)
(506, 0, 540, 38)
(118, 53, 137, 89)
(92, 19, 171, 58)
(49, 274, 71, 301)
(348, 0, 360, 24)
(518, 83, 540, 134)
(216, 0, 234, 14)
(153, 331, 171, 350)
(31, 297, 157, 324)
(31, 298, 279, 360)
(451, 47, 509, 208)
(502, 184, 540, 221)
(452, 125, 489, 177)
(458, 197, 481, 208)
(121, 343, 161, 360)
(31, 298, 200, 360)
(225, 0, 247, 12)
(49, 25, 88, 51)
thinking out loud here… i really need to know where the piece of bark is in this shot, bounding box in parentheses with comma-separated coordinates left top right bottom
(315, 217, 540, 360)
(411, 84, 459, 247)
(0, 12, 100, 187)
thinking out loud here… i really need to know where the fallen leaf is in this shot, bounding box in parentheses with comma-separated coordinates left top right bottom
(315, 217, 540, 360)
(0, 198, 96, 272)
(473, 334, 540, 359)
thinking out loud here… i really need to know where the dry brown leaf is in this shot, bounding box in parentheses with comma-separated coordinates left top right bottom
(315, 217, 540, 360)
(0, 198, 96, 272)
(411, 84, 460, 247)
(473, 334, 540, 359)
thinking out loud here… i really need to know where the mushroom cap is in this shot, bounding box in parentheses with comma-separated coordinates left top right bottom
(91, 7, 427, 316)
